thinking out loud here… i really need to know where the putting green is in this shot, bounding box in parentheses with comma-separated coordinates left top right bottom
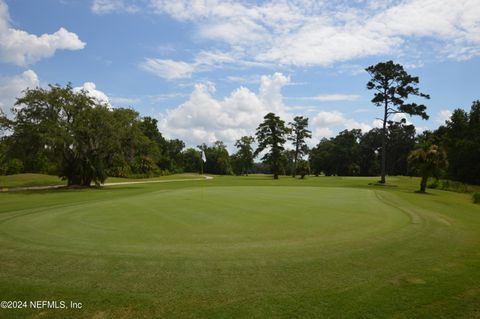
(1, 178, 480, 318)
(1, 187, 408, 256)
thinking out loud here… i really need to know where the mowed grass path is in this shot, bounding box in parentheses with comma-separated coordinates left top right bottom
(1, 176, 480, 318)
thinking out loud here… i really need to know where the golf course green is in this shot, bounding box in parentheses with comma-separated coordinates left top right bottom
(1, 175, 480, 318)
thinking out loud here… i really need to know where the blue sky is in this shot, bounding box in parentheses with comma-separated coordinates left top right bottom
(0, 0, 479, 148)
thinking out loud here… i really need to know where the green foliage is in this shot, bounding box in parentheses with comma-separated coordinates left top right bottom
(181, 148, 201, 173)
(6, 158, 24, 175)
(132, 156, 157, 176)
(358, 128, 381, 176)
(434, 100, 480, 184)
(0, 139, 7, 175)
(296, 160, 310, 179)
(4, 85, 188, 184)
(233, 136, 255, 175)
(427, 180, 439, 189)
(198, 141, 233, 175)
(473, 192, 480, 204)
(7, 85, 113, 185)
(366, 60, 429, 184)
(288, 116, 311, 177)
(386, 121, 416, 175)
(309, 129, 362, 176)
(408, 144, 448, 193)
(255, 113, 290, 179)
(438, 180, 479, 194)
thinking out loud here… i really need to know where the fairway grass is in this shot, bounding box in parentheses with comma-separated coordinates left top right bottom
(1, 176, 480, 318)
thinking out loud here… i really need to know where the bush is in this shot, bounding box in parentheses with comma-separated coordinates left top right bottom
(6, 159, 24, 175)
(473, 192, 480, 204)
(297, 160, 311, 179)
(439, 179, 474, 193)
(428, 180, 439, 189)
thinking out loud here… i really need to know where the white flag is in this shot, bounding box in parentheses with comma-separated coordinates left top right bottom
(201, 151, 206, 162)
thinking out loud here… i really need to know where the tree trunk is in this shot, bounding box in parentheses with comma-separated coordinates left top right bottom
(274, 173, 279, 179)
(420, 175, 428, 193)
(380, 99, 388, 184)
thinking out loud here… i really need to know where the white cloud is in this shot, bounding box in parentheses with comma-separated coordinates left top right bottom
(312, 109, 376, 142)
(140, 50, 271, 80)
(158, 71, 384, 150)
(437, 110, 452, 124)
(344, 119, 373, 132)
(140, 58, 195, 80)
(0, 0, 85, 66)
(91, 0, 140, 14)
(390, 112, 412, 125)
(0, 70, 39, 117)
(313, 111, 345, 127)
(147, 0, 480, 68)
(313, 94, 361, 102)
(158, 72, 291, 147)
(74, 82, 112, 108)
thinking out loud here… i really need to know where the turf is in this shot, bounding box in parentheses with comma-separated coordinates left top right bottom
(1, 175, 480, 318)
(0, 173, 203, 189)
(0, 173, 65, 188)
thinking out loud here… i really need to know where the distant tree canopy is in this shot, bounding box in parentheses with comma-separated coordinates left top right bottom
(309, 122, 416, 178)
(366, 60, 429, 184)
(232, 136, 255, 176)
(198, 141, 233, 175)
(432, 100, 480, 184)
(1, 64, 479, 186)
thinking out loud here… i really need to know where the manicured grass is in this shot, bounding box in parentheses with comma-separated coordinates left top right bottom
(0, 173, 203, 188)
(0, 173, 65, 188)
(1, 175, 480, 318)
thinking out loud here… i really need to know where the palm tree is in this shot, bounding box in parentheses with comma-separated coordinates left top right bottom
(408, 144, 448, 193)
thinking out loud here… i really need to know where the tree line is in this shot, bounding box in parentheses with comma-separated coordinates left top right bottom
(0, 61, 479, 190)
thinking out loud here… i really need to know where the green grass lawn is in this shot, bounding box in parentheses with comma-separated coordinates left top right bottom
(0, 173, 66, 188)
(0, 173, 204, 188)
(1, 175, 479, 318)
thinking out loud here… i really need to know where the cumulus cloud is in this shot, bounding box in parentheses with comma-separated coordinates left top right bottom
(144, 0, 480, 71)
(0, 0, 85, 66)
(74, 82, 112, 108)
(158, 72, 381, 148)
(140, 58, 196, 80)
(437, 110, 452, 124)
(0, 70, 39, 117)
(312, 110, 377, 141)
(158, 73, 291, 146)
(313, 111, 345, 127)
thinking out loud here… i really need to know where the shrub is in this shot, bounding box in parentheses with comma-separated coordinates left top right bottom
(428, 180, 439, 189)
(297, 160, 311, 179)
(0, 162, 6, 175)
(439, 179, 473, 193)
(6, 159, 24, 175)
(473, 192, 480, 204)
